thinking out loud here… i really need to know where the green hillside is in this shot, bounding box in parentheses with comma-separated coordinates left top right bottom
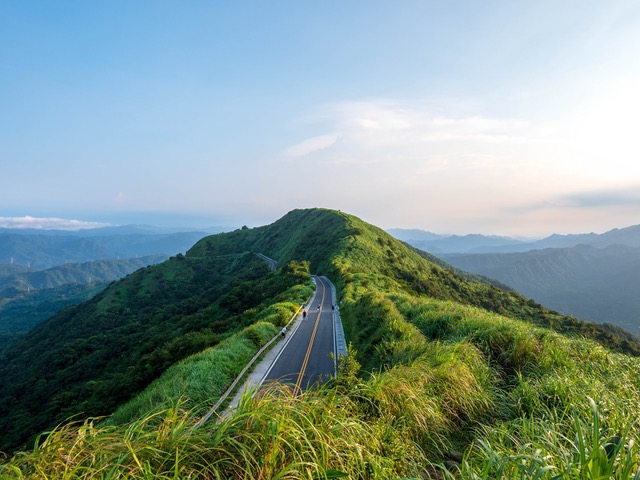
(2, 208, 640, 479)
(0, 255, 168, 295)
(0, 282, 108, 352)
(0, 249, 312, 452)
(442, 244, 640, 333)
(202, 209, 638, 358)
(0, 255, 169, 350)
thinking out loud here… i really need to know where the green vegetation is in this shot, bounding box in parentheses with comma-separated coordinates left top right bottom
(0, 282, 108, 352)
(442, 243, 640, 333)
(0, 255, 166, 295)
(0, 256, 168, 352)
(1, 208, 640, 479)
(109, 316, 295, 424)
(0, 249, 312, 452)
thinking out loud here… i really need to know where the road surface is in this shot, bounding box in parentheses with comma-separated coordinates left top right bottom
(262, 275, 336, 392)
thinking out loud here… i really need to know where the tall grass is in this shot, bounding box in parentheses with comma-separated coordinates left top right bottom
(108, 321, 278, 424)
(456, 398, 640, 479)
(4, 294, 640, 478)
(1, 383, 429, 479)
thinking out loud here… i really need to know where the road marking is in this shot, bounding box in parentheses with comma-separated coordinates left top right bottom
(294, 277, 325, 394)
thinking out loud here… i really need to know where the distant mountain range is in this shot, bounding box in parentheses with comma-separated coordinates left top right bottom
(0, 254, 168, 298)
(0, 255, 169, 352)
(388, 224, 640, 254)
(387, 228, 529, 254)
(389, 224, 640, 334)
(0, 225, 224, 270)
(0, 224, 226, 352)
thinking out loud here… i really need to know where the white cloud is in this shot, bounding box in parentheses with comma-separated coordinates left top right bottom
(329, 100, 528, 145)
(283, 134, 338, 157)
(265, 93, 640, 236)
(0, 216, 111, 230)
(297, 100, 536, 177)
(545, 74, 640, 182)
(315, 103, 529, 169)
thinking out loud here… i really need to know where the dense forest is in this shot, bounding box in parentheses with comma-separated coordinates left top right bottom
(0, 255, 168, 351)
(0, 282, 107, 352)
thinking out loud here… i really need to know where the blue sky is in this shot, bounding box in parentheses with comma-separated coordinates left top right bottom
(2, 1, 640, 236)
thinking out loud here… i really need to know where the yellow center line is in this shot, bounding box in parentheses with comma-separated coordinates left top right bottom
(294, 277, 325, 394)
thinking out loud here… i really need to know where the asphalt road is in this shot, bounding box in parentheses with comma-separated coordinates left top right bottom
(263, 275, 336, 392)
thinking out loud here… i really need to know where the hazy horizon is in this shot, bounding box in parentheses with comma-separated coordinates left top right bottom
(0, 212, 636, 241)
(2, 2, 640, 237)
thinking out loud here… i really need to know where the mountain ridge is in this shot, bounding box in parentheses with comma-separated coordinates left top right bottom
(441, 243, 640, 332)
(0, 255, 169, 352)
(388, 223, 640, 253)
(1, 208, 639, 469)
(0, 230, 212, 270)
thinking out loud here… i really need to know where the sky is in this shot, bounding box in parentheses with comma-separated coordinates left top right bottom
(2, 1, 640, 236)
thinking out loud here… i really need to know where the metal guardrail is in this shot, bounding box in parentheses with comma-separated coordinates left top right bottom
(334, 312, 348, 358)
(321, 276, 348, 376)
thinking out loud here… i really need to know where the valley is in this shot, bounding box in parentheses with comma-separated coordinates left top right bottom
(392, 225, 640, 335)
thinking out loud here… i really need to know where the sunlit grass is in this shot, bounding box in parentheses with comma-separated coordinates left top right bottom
(3, 209, 640, 478)
(456, 399, 640, 479)
(4, 291, 640, 478)
(1, 384, 425, 479)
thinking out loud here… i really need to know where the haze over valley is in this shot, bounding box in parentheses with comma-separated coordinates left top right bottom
(390, 224, 640, 334)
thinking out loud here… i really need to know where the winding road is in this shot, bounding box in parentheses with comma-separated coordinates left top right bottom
(262, 275, 337, 392)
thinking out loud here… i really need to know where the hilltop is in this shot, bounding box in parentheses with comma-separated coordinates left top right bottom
(2, 208, 640, 479)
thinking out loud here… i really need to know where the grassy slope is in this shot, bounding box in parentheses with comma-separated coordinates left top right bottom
(108, 276, 314, 425)
(2, 208, 640, 479)
(324, 210, 640, 359)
